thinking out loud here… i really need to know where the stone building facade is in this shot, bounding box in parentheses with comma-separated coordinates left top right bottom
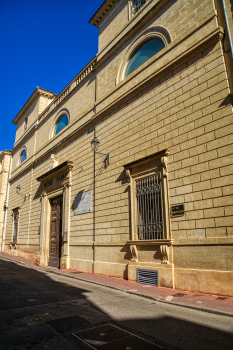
(0, 150, 12, 252)
(5, 0, 233, 296)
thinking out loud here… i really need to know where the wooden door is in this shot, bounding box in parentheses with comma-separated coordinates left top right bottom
(49, 195, 63, 268)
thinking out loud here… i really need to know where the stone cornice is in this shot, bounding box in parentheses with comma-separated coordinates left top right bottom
(0, 150, 12, 159)
(12, 57, 97, 152)
(124, 149, 169, 169)
(13, 123, 38, 152)
(12, 87, 56, 125)
(96, 0, 169, 61)
(36, 161, 74, 182)
(96, 6, 217, 69)
(93, 27, 225, 122)
(89, 0, 119, 28)
(38, 56, 97, 123)
(9, 156, 34, 183)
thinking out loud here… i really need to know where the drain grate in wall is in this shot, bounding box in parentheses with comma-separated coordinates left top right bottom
(137, 268, 158, 287)
(24, 313, 54, 325)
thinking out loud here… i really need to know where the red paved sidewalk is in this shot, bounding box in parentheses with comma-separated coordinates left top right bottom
(1, 252, 233, 317)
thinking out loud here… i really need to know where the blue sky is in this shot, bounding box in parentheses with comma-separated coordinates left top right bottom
(0, 0, 104, 151)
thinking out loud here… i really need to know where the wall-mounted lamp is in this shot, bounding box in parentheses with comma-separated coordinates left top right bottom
(16, 185, 21, 195)
(91, 137, 109, 167)
(16, 185, 31, 198)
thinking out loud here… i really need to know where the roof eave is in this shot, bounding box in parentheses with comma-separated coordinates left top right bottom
(0, 150, 12, 159)
(12, 87, 56, 125)
(89, 0, 119, 28)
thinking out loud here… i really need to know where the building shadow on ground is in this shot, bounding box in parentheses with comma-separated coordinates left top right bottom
(0, 259, 233, 350)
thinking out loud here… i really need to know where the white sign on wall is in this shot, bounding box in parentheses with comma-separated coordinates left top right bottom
(74, 191, 92, 215)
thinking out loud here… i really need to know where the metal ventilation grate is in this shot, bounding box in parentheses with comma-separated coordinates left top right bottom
(137, 268, 159, 287)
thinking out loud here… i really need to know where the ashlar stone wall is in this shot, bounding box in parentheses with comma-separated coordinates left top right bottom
(5, 0, 233, 296)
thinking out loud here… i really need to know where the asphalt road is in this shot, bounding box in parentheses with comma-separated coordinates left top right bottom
(0, 258, 233, 350)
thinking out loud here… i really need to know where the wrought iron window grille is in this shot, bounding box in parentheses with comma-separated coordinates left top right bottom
(136, 174, 163, 240)
(131, 0, 147, 15)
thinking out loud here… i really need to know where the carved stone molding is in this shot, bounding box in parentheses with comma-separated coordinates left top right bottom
(89, 0, 118, 27)
(130, 244, 138, 262)
(54, 88, 70, 107)
(37, 161, 74, 195)
(126, 169, 131, 182)
(127, 240, 172, 264)
(161, 156, 168, 177)
(12, 207, 20, 217)
(63, 183, 71, 190)
(9, 242, 18, 251)
(49, 154, 58, 170)
(39, 57, 97, 122)
(12, 87, 55, 125)
(160, 244, 168, 264)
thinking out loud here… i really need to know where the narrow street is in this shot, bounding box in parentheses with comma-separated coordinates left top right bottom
(0, 258, 233, 350)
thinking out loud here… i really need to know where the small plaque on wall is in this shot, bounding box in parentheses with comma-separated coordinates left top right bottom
(74, 191, 92, 215)
(171, 204, 185, 217)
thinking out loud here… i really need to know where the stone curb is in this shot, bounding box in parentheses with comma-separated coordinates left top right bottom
(47, 269, 233, 319)
(1, 254, 233, 319)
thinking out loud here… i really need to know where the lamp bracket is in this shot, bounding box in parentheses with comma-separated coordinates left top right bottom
(94, 151, 110, 166)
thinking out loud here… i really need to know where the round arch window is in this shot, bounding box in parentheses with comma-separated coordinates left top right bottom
(20, 150, 27, 164)
(53, 114, 69, 136)
(125, 38, 165, 77)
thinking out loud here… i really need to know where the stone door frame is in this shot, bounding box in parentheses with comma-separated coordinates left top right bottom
(36, 161, 74, 268)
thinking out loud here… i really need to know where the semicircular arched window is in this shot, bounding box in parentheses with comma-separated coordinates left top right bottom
(53, 114, 69, 136)
(20, 150, 27, 164)
(125, 38, 165, 77)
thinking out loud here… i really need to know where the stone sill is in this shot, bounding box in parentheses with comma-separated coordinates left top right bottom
(128, 261, 174, 268)
(127, 239, 173, 246)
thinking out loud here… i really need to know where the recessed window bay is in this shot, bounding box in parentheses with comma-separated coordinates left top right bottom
(20, 150, 27, 163)
(54, 114, 69, 136)
(125, 38, 165, 77)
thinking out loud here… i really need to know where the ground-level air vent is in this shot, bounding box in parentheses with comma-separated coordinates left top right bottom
(137, 268, 159, 286)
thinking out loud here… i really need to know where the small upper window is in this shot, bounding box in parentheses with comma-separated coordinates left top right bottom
(125, 38, 165, 77)
(53, 114, 69, 136)
(20, 150, 27, 164)
(131, 0, 147, 15)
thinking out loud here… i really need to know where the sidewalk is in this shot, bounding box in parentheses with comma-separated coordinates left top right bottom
(1, 252, 233, 317)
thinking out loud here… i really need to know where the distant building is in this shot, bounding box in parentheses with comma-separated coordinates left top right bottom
(4, 0, 233, 296)
(0, 150, 12, 252)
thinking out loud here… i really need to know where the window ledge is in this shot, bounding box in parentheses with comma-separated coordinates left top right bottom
(127, 239, 173, 246)
(127, 240, 173, 263)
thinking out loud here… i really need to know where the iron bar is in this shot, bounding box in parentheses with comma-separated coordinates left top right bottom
(136, 174, 162, 240)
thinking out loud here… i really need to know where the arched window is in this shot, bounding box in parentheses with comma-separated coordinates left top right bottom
(125, 38, 165, 77)
(20, 150, 27, 164)
(53, 114, 69, 136)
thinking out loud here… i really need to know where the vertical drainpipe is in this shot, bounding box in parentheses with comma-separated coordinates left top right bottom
(222, 0, 233, 60)
(93, 72, 97, 274)
(93, 128, 96, 274)
(1, 153, 12, 252)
